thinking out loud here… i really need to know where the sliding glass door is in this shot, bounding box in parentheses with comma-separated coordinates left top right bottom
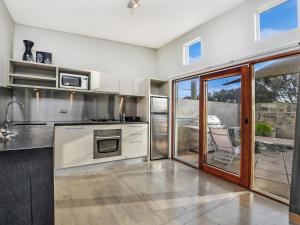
(253, 54, 300, 201)
(200, 66, 251, 185)
(204, 74, 242, 175)
(173, 78, 200, 167)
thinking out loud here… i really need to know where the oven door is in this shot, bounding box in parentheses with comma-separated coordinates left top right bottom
(94, 136, 121, 159)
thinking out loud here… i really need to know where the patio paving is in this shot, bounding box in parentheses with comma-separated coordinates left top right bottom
(177, 150, 293, 200)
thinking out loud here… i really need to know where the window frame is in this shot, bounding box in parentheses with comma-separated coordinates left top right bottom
(183, 37, 202, 66)
(255, 0, 299, 41)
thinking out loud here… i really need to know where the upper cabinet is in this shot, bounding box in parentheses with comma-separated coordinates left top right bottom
(120, 75, 146, 97)
(119, 74, 133, 96)
(90, 72, 119, 93)
(133, 77, 145, 97)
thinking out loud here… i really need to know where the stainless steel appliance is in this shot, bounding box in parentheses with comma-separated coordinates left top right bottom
(150, 97, 169, 160)
(93, 129, 122, 159)
(59, 73, 89, 90)
(89, 119, 120, 124)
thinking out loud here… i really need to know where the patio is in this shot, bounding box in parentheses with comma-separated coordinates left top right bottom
(177, 148, 293, 200)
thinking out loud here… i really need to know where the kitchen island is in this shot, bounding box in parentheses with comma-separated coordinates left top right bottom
(0, 125, 54, 225)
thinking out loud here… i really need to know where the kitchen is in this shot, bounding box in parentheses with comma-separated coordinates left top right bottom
(1, 0, 300, 225)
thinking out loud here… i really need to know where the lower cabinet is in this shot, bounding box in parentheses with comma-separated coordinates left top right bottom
(55, 126, 94, 169)
(122, 124, 148, 158)
(0, 148, 54, 225)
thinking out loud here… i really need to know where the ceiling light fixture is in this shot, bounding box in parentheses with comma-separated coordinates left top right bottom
(127, 0, 140, 15)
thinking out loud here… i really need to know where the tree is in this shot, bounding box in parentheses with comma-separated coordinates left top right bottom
(255, 73, 299, 103)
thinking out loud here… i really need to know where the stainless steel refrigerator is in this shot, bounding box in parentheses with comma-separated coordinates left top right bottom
(150, 97, 169, 160)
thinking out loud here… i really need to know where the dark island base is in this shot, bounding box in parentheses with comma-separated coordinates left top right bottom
(0, 148, 54, 225)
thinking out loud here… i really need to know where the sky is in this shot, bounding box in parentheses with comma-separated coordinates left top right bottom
(177, 75, 241, 99)
(260, 0, 298, 39)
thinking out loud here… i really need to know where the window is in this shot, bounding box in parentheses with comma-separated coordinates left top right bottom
(257, 0, 298, 40)
(184, 38, 202, 65)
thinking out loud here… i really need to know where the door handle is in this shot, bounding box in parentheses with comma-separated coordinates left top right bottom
(245, 118, 249, 124)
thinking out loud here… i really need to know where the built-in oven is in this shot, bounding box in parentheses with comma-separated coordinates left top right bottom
(93, 129, 122, 159)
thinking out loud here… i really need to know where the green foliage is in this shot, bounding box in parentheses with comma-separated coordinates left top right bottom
(255, 122, 272, 137)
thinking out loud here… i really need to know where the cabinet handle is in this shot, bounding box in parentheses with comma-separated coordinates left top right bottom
(129, 141, 143, 144)
(127, 125, 144, 128)
(65, 127, 86, 130)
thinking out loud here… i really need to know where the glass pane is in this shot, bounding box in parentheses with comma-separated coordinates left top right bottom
(174, 78, 200, 167)
(260, 0, 298, 39)
(187, 41, 201, 64)
(205, 75, 241, 175)
(254, 54, 300, 200)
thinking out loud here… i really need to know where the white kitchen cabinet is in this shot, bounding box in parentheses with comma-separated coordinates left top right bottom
(119, 75, 133, 96)
(54, 125, 94, 169)
(122, 124, 148, 158)
(133, 77, 146, 97)
(90, 72, 119, 93)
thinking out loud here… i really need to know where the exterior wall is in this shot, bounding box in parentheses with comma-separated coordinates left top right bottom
(157, 0, 300, 79)
(175, 99, 240, 151)
(176, 99, 239, 128)
(13, 24, 158, 81)
(256, 103, 297, 139)
(0, 0, 14, 86)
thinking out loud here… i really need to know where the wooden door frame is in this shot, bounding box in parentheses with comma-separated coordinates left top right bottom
(199, 66, 252, 187)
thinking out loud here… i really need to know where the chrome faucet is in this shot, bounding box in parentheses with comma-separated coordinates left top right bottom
(3, 100, 25, 129)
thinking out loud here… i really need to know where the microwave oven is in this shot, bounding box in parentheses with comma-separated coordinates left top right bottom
(59, 73, 89, 90)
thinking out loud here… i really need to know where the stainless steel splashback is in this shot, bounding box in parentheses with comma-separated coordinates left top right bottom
(12, 89, 138, 122)
(0, 87, 13, 122)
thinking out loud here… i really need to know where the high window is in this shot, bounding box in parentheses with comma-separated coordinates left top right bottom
(183, 38, 202, 65)
(257, 0, 298, 40)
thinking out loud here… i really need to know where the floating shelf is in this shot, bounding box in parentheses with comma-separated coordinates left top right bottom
(10, 73, 57, 81)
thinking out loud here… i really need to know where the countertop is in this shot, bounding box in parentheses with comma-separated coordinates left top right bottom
(0, 124, 54, 152)
(0, 121, 148, 152)
(54, 121, 148, 126)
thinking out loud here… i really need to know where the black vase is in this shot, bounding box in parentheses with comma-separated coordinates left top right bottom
(22, 40, 34, 62)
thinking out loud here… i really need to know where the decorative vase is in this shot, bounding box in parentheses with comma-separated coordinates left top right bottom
(22, 40, 34, 62)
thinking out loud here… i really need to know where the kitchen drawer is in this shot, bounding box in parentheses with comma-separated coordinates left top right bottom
(122, 124, 148, 158)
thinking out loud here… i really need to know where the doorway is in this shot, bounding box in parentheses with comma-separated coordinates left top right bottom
(252, 54, 300, 201)
(200, 66, 251, 186)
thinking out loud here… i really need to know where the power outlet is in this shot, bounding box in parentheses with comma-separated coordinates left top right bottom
(60, 109, 68, 114)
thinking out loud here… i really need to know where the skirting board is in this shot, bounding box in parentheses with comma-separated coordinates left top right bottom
(289, 213, 300, 225)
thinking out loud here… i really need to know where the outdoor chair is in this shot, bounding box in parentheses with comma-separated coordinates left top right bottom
(209, 128, 240, 168)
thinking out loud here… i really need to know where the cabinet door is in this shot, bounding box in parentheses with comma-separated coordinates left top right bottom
(100, 73, 119, 93)
(0, 151, 32, 225)
(122, 124, 148, 158)
(55, 126, 93, 169)
(91, 72, 119, 93)
(31, 148, 54, 225)
(119, 75, 133, 96)
(133, 77, 145, 97)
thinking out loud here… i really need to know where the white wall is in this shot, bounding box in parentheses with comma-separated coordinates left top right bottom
(0, 0, 14, 86)
(13, 24, 158, 80)
(157, 0, 300, 79)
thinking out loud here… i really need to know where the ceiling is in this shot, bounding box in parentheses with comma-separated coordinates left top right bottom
(4, 0, 246, 49)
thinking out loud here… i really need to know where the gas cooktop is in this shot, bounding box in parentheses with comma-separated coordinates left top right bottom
(88, 119, 120, 123)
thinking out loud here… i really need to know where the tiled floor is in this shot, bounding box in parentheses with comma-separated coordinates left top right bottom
(177, 150, 293, 200)
(55, 160, 298, 225)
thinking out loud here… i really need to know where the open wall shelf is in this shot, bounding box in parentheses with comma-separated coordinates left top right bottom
(8, 59, 92, 92)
